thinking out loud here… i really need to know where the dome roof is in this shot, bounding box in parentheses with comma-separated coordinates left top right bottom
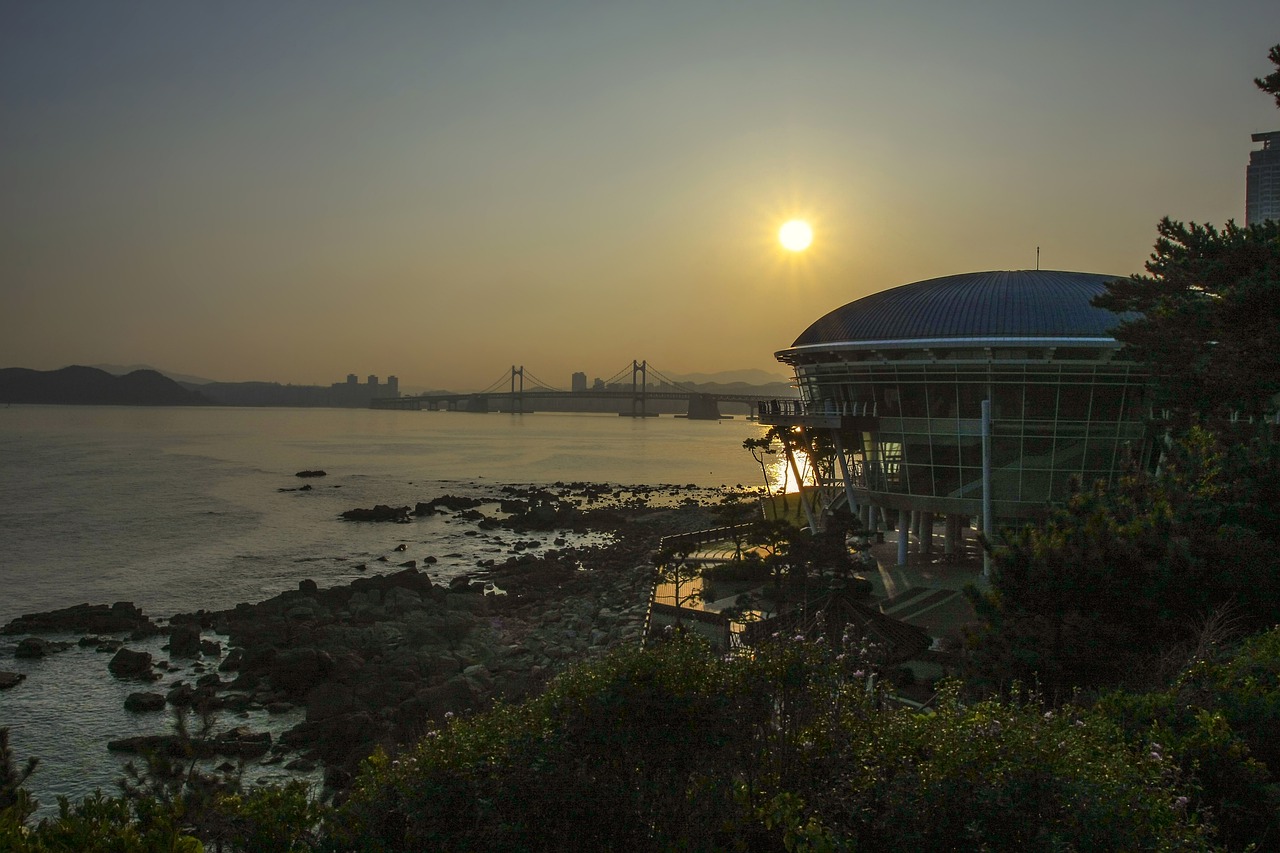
(789, 270, 1130, 349)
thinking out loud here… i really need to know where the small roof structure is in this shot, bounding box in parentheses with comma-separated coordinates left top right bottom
(740, 581, 932, 666)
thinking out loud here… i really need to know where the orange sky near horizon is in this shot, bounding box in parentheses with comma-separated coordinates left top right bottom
(2, 2, 1277, 391)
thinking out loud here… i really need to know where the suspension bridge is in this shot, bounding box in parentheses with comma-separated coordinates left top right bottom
(369, 360, 795, 420)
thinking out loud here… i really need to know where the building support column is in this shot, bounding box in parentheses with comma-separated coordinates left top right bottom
(920, 511, 934, 555)
(943, 514, 957, 557)
(897, 509, 910, 566)
(981, 399, 993, 579)
(832, 432, 858, 518)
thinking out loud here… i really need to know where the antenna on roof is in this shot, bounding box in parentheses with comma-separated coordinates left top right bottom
(1036, 246, 1040, 270)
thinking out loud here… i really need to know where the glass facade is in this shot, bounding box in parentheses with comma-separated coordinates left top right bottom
(777, 346, 1152, 519)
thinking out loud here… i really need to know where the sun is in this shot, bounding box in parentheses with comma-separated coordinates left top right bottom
(778, 219, 813, 252)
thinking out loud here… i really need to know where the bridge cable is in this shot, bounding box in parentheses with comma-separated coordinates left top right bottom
(520, 369, 566, 393)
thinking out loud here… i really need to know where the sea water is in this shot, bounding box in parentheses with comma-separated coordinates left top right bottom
(0, 405, 770, 810)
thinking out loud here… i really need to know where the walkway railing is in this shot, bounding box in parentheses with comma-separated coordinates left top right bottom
(757, 399, 878, 418)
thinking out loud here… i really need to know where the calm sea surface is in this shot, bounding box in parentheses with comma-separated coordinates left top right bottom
(0, 405, 770, 810)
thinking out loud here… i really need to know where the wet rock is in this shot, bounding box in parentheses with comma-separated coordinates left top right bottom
(295, 470, 327, 478)
(108, 648, 154, 679)
(303, 676, 355, 717)
(341, 505, 411, 523)
(3, 602, 158, 636)
(124, 692, 166, 712)
(0, 671, 25, 689)
(271, 648, 333, 698)
(167, 623, 202, 658)
(219, 647, 245, 672)
(108, 727, 270, 759)
(15, 637, 71, 658)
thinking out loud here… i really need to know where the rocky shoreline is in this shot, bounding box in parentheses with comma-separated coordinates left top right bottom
(2, 483, 730, 797)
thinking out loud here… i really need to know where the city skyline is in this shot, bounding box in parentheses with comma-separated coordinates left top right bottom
(2, 2, 1277, 390)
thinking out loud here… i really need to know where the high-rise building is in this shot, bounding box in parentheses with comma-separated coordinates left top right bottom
(1246, 131, 1280, 225)
(571, 372, 587, 392)
(386, 375, 399, 398)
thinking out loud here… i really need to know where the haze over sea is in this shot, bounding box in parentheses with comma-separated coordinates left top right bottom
(0, 405, 770, 809)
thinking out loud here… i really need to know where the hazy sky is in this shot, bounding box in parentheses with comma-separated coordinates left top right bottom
(3, 1, 1277, 390)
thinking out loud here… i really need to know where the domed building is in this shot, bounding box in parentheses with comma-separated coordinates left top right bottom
(759, 269, 1154, 561)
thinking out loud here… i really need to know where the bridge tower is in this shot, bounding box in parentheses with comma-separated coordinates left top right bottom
(630, 360, 647, 417)
(510, 365, 524, 414)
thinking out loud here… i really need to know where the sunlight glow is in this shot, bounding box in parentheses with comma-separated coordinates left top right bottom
(778, 219, 813, 252)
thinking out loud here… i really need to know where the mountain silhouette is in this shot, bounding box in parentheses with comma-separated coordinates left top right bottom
(0, 366, 210, 405)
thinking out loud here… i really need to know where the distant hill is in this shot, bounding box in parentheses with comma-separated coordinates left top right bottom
(90, 363, 219, 385)
(0, 366, 210, 406)
(666, 368, 791, 385)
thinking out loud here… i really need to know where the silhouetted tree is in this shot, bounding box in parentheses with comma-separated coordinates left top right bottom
(1255, 42, 1280, 107)
(1093, 217, 1280, 425)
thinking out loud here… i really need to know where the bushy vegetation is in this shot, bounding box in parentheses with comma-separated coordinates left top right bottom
(331, 634, 1212, 852)
(967, 427, 1280, 699)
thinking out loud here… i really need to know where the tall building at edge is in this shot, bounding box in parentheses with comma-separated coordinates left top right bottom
(1247, 130, 1280, 225)
(758, 269, 1153, 551)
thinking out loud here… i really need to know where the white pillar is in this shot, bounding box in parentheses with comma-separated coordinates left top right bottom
(897, 509, 910, 566)
(982, 400, 993, 579)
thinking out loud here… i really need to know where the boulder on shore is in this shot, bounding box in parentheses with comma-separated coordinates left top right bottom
(167, 623, 202, 658)
(108, 648, 154, 679)
(0, 671, 25, 689)
(14, 637, 71, 658)
(2, 601, 158, 636)
(341, 505, 411, 523)
(108, 727, 271, 759)
(124, 691, 166, 712)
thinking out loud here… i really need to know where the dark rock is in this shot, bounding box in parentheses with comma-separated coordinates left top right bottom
(200, 639, 222, 657)
(3, 602, 157, 636)
(167, 682, 199, 706)
(270, 648, 332, 698)
(124, 692, 166, 712)
(295, 470, 327, 478)
(299, 579, 318, 594)
(108, 648, 154, 679)
(285, 758, 317, 772)
(341, 505, 411, 523)
(214, 726, 272, 758)
(15, 637, 71, 658)
(305, 681, 356, 722)
(0, 671, 26, 689)
(108, 727, 270, 759)
(219, 647, 245, 672)
(167, 623, 202, 658)
(323, 766, 353, 790)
